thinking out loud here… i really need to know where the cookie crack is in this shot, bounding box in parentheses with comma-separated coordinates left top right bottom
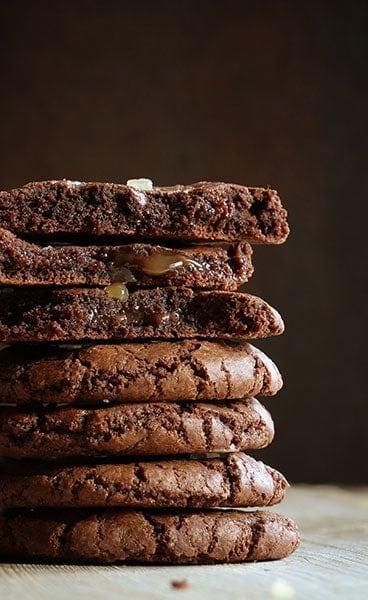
(223, 454, 241, 505)
(267, 466, 289, 506)
(185, 357, 210, 398)
(220, 359, 232, 397)
(143, 513, 167, 560)
(246, 514, 266, 560)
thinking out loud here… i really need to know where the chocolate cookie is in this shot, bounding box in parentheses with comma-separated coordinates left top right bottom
(0, 180, 289, 244)
(0, 508, 299, 564)
(0, 229, 253, 289)
(0, 398, 274, 459)
(0, 452, 288, 509)
(0, 340, 282, 406)
(0, 287, 284, 343)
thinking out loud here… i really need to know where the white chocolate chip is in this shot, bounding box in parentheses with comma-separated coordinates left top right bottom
(126, 178, 153, 191)
(64, 179, 83, 188)
(50, 179, 83, 188)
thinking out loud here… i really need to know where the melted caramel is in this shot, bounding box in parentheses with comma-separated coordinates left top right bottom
(151, 254, 202, 275)
(114, 252, 203, 277)
(105, 282, 129, 300)
(105, 251, 203, 300)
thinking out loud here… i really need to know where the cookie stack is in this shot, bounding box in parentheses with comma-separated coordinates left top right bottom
(0, 179, 299, 564)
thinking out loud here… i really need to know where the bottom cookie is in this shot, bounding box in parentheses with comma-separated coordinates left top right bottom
(0, 508, 299, 564)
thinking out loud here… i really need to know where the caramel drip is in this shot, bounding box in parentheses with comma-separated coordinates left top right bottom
(105, 282, 129, 300)
(105, 252, 203, 300)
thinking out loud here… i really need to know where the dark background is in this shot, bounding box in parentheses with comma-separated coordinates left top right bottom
(0, 1, 367, 483)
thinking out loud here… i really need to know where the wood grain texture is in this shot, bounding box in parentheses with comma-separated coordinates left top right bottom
(0, 485, 367, 599)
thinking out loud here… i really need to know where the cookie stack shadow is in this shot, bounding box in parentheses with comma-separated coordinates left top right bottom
(0, 179, 299, 564)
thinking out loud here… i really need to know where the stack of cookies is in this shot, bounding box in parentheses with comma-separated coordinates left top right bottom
(0, 178, 299, 564)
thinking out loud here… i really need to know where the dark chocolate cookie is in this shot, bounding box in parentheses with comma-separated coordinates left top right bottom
(0, 229, 253, 289)
(0, 398, 274, 459)
(0, 287, 284, 343)
(0, 452, 288, 509)
(0, 180, 289, 243)
(0, 508, 299, 564)
(0, 340, 282, 406)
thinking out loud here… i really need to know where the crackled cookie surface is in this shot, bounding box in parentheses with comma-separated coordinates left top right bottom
(0, 509, 299, 564)
(0, 340, 282, 405)
(0, 399, 274, 459)
(0, 452, 288, 509)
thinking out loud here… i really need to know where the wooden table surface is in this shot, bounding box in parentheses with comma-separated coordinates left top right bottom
(1, 485, 367, 600)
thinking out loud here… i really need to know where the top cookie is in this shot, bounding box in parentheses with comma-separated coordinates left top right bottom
(0, 180, 289, 243)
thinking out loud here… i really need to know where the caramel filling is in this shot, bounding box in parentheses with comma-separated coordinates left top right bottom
(114, 252, 203, 276)
(105, 282, 129, 300)
(105, 252, 203, 300)
(138, 253, 202, 276)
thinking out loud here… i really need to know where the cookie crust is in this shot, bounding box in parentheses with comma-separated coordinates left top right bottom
(0, 452, 288, 509)
(0, 340, 282, 405)
(0, 508, 299, 564)
(0, 398, 274, 459)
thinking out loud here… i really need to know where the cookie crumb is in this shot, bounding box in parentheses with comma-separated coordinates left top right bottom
(171, 579, 189, 590)
(270, 579, 295, 599)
